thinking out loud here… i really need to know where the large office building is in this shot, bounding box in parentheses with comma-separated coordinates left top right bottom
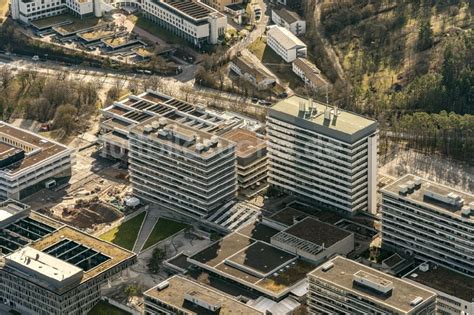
(140, 0, 226, 46)
(266, 25, 307, 62)
(267, 95, 379, 214)
(0, 122, 74, 200)
(144, 275, 263, 315)
(308, 256, 437, 314)
(381, 174, 474, 276)
(128, 116, 237, 218)
(404, 262, 474, 315)
(0, 223, 137, 314)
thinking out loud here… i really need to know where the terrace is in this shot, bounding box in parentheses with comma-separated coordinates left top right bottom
(52, 15, 105, 36)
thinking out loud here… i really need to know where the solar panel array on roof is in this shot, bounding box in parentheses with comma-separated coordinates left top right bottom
(0, 217, 56, 255)
(43, 239, 111, 271)
(124, 111, 152, 122)
(164, 0, 213, 19)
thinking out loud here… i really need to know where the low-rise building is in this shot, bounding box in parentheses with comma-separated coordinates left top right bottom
(0, 226, 137, 314)
(266, 25, 307, 62)
(128, 116, 237, 218)
(404, 263, 474, 315)
(144, 275, 263, 314)
(292, 57, 328, 89)
(221, 128, 268, 197)
(271, 6, 306, 36)
(271, 217, 354, 264)
(381, 174, 474, 276)
(188, 222, 316, 300)
(0, 121, 74, 200)
(308, 256, 437, 314)
(229, 56, 276, 90)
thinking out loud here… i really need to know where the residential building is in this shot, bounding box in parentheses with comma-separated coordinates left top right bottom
(144, 275, 263, 314)
(308, 256, 437, 314)
(271, 217, 354, 264)
(381, 174, 474, 276)
(292, 57, 329, 89)
(140, 0, 226, 46)
(201, 0, 243, 12)
(266, 25, 307, 62)
(221, 128, 268, 198)
(0, 121, 74, 200)
(405, 262, 474, 315)
(10, 0, 100, 24)
(271, 6, 306, 36)
(128, 116, 237, 218)
(0, 225, 137, 315)
(229, 56, 276, 90)
(266, 95, 379, 214)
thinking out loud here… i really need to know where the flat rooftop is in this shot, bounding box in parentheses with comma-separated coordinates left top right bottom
(188, 223, 315, 297)
(269, 96, 377, 140)
(268, 204, 344, 226)
(145, 275, 263, 314)
(405, 264, 474, 302)
(0, 122, 71, 174)
(310, 256, 436, 314)
(30, 226, 135, 284)
(221, 128, 266, 158)
(131, 117, 234, 158)
(0, 200, 29, 223)
(278, 217, 352, 247)
(381, 174, 473, 220)
(6, 246, 83, 284)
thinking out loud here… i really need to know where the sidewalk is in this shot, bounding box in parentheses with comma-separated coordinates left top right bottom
(132, 211, 159, 254)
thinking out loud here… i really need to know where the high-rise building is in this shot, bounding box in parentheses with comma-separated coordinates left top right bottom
(267, 95, 378, 214)
(308, 256, 437, 314)
(128, 116, 237, 218)
(381, 174, 474, 276)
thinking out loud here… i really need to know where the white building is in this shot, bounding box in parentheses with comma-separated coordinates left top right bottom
(381, 174, 474, 276)
(128, 116, 237, 218)
(292, 57, 329, 89)
(0, 122, 74, 200)
(404, 263, 474, 315)
(139, 0, 226, 46)
(308, 256, 437, 314)
(267, 95, 379, 214)
(10, 0, 99, 24)
(267, 25, 306, 62)
(271, 7, 305, 36)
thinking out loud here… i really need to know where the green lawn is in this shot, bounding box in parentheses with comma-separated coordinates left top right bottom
(99, 212, 146, 250)
(142, 218, 189, 251)
(88, 301, 130, 315)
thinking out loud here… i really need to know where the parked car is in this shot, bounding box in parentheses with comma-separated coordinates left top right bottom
(251, 97, 259, 103)
(259, 100, 272, 106)
(31, 55, 40, 62)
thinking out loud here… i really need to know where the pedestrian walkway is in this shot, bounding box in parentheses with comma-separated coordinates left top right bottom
(132, 211, 159, 254)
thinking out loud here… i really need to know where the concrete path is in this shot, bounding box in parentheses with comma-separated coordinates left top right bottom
(132, 211, 159, 254)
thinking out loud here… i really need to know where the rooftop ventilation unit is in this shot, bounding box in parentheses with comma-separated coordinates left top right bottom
(159, 117, 167, 126)
(324, 107, 331, 121)
(321, 262, 334, 272)
(399, 185, 408, 195)
(424, 191, 464, 207)
(414, 177, 422, 189)
(353, 271, 393, 295)
(461, 205, 472, 217)
(419, 262, 429, 272)
(156, 280, 169, 291)
(410, 296, 424, 307)
(143, 125, 152, 133)
(406, 180, 415, 192)
(151, 121, 160, 130)
(196, 143, 205, 153)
